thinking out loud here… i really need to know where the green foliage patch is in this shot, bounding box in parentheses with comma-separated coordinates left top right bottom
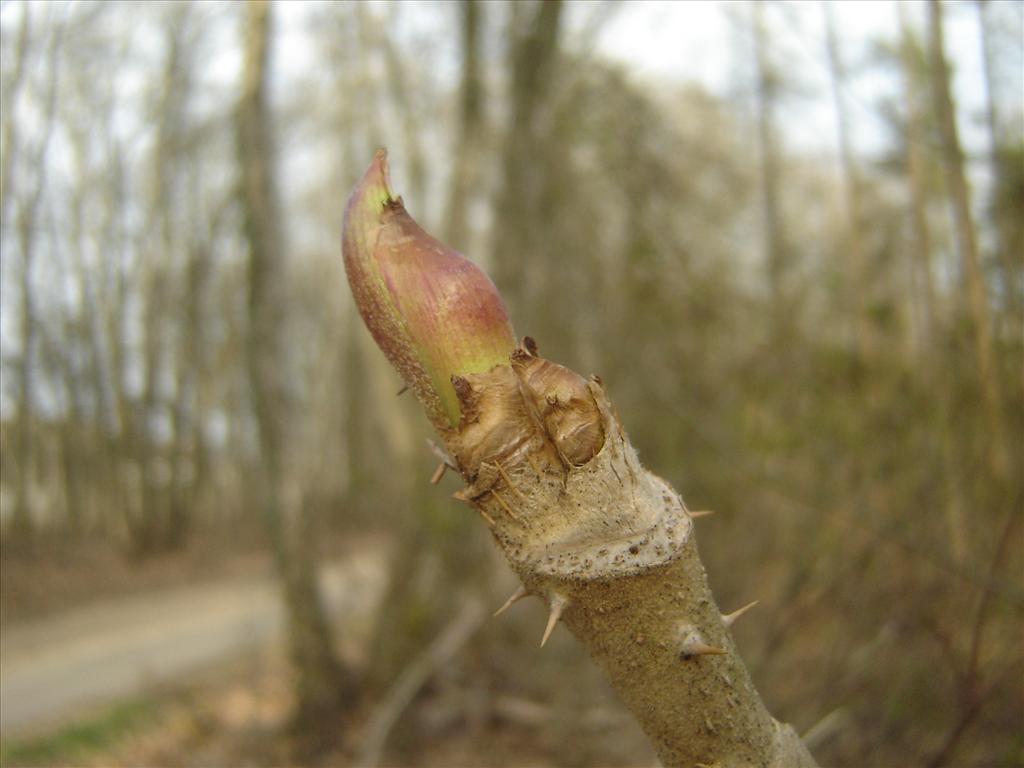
(0, 698, 157, 767)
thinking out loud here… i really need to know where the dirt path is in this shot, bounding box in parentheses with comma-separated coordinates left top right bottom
(0, 549, 387, 740)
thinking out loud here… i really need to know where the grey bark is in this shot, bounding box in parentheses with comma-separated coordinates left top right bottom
(379, 5, 426, 209)
(0, 2, 30, 223)
(928, 0, 1008, 482)
(493, 0, 563, 315)
(236, 0, 351, 735)
(752, 2, 788, 320)
(823, 2, 870, 357)
(975, 0, 1023, 332)
(443, 0, 484, 251)
(10, 10, 62, 545)
(897, 6, 968, 563)
(898, 5, 939, 347)
(152, 5, 204, 550)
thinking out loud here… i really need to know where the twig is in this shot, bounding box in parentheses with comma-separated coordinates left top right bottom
(967, 505, 1022, 686)
(926, 654, 1024, 768)
(354, 598, 486, 768)
(929, 506, 1023, 767)
(771, 490, 1024, 604)
(802, 707, 849, 752)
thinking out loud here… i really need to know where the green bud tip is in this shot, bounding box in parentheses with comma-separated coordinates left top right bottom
(342, 149, 517, 432)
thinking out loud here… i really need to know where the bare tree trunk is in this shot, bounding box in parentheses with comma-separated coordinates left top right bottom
(444, 0, 484, 251)
(11, 11, 62, 546)
(236, 0, 351, 741)
(898, 5, 939, 349)
(898, 7, 967, 564)
(378, 5, 426, 210)
(0, 2, 30, 224)
(751, 2, 790, 332)
(12, 198, 37, 546)
(64, 123, 106, 536)
(823, 2, 871, 358)
(928, 0, 1008, 482)
(29, 287, 84, 537)
(55, 340, 85, 536)
(166, 238, 209, 550)
(976, 0, 1022, 318)
(101, 147, 135, 541)
(151, 4, 202, 551)
(131, 263, 167, 555)
(492, 0, 563, 315)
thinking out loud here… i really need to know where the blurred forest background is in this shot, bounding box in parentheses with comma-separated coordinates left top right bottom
(0, 1, 1022, 766)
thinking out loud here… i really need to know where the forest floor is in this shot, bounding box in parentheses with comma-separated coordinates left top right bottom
(0, 533, 653, 768)
(1, 637, 648, 768)
(0, 536, 388, 742)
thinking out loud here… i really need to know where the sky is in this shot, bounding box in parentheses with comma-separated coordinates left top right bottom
(583, 0, 1017, 159)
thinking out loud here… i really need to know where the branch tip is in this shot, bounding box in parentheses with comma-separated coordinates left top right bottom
(342, 150, 516, 430)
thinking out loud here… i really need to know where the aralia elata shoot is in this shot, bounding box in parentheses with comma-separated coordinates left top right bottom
(342, 150, 817, 767)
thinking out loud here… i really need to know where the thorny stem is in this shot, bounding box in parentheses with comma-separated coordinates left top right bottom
(342, 151, 817, 767)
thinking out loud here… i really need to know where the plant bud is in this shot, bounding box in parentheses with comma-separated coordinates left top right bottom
(511, 341, 604, 466)
(342, 150, 516, 431)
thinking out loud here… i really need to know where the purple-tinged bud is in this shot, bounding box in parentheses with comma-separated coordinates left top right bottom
(342, 150, 516, 432)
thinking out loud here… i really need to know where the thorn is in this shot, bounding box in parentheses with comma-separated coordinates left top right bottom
(679, 624, 727, 660)
(541, 594, 568, 647)
(477, 507, 495, 526)
(681, 641, 727, 659)
(689, 509, 715, 518)
(430, 462, 447, 485)
(490, 488, 521, 522)
(396, 384, 409, 396)
(427, 439, 457, 469)
(495, 461, 526, 500)
(722, 600, 758, 628)
(493, 585, 528, 617)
